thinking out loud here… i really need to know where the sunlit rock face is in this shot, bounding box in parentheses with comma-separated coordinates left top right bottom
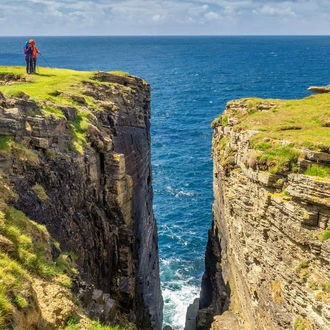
(198, 100, 330, 330)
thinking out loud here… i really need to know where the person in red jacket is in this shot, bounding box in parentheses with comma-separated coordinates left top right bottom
(29, 39, 40, 73)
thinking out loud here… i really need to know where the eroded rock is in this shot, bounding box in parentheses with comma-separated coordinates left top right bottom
(198, 99, 330, 329)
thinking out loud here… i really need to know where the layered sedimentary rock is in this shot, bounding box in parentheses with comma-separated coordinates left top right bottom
(198, 99, 330, 329)
(0, 72, 162, 329)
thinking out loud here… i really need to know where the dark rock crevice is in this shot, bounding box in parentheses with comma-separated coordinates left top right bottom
(197, 228, 231, 330)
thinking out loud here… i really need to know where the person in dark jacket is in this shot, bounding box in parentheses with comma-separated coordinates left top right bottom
(23, 41, 32, 74)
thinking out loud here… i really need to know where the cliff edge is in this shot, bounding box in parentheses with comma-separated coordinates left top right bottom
(198, 94, 330, 329)
(0, 67, 163, 329)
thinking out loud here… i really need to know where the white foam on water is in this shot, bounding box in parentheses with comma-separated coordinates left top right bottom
(165, 185, 195, 198)
(175, 189, 195, 198)
(160, 256, 202, 330)
(162, 282, 200, 330)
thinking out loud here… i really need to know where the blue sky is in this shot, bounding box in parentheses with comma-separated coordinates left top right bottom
(1, 0, 330, 36)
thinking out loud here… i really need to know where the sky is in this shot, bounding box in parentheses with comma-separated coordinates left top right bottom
(1, 0, 330, 36)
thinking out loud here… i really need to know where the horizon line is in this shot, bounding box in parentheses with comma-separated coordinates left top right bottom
(1, 34, 330, 38)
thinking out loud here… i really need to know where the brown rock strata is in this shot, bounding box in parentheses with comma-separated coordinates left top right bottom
(198, 100, 330, 329)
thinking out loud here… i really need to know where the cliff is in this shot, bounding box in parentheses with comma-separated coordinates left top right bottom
(0, 67, 162, 329)
(198, 95, 330, 329)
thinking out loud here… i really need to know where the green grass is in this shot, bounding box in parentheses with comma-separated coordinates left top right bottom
(32, 184, 48, 201)
(0, 67, 97, 155)
(0, 253, 31, 326)
(0, 66, 93, 106)
(234, 96, 330, 152)
(319, 230, 330, 242)
(222, 115, 229, 126)
(0, 202, 78, 328)
(68, 112, 91, 154)
(0, 66, 131, 108)
(0, 66, 130, 155)
(12, 142, 39, 165)
(88, 321, 132, 330)
(216, 96, 330, 175)
(41, 104, 66, 119)
(248, 140, 301, 174)
(1, 206, 55, 278)
(296, 260, 311, 283)
(13, 295, 28, 309)
(304, 164, 330, 178)
(297, 260, 309, 269)
(62, 319, 132, 330)
(109, 71, 130, 77)
(253, 142, 272, 151)
(258, 144, 300, 174)
(66, 315, 79, 326)
(323, 282, 330, 293)
(0, 136, 12, 154)
(293, 317, 313, 330)
(211, 116, 222, 129)
(0, 135, 39, 165)
(0, 283, 12, 325)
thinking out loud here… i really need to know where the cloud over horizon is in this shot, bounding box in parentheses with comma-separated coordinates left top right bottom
(1, 0, 330, 36)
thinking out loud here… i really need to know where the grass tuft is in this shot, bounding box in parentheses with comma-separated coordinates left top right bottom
(319, 230, 330, 242)
(68, 113, 90, 154)
(304, 164, 330, 178)
(41, 104, 66, 119)
(0, 136, 12, 155)
(250, 141, 301, 174)
(61, 319, 133, 330)
(293, 317, 313, 330)
(109, 71, 130, 77)
(32, 184, 49, 202)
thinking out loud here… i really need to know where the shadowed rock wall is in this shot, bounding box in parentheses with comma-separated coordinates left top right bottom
(0, 72, 162, 329)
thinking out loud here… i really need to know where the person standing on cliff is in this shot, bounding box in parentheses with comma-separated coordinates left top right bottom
(23, 41, 32, 74)
(29, 39, 40, 74)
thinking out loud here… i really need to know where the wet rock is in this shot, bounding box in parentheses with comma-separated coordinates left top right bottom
(184, 298, 199, 330)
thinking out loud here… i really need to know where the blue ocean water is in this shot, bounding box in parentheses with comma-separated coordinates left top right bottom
(1, 36, 330, 329)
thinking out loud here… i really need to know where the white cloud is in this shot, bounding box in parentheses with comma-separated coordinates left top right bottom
(152, 14, 161, 21)
(204, 11, 220, 21)
(253, 5, 297, 17)
(0, 0, 330, 35)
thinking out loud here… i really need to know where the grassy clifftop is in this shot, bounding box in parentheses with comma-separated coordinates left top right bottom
(0, 66, 130, 104)
(212, 94, 330, 177)
(0, 66, 132, 155)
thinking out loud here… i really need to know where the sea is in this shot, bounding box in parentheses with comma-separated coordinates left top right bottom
(1, 35, 330, 329)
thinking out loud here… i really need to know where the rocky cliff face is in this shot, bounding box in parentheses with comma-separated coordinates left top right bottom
(0, 71, 162, 329)
(198, 99, 330, 329)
